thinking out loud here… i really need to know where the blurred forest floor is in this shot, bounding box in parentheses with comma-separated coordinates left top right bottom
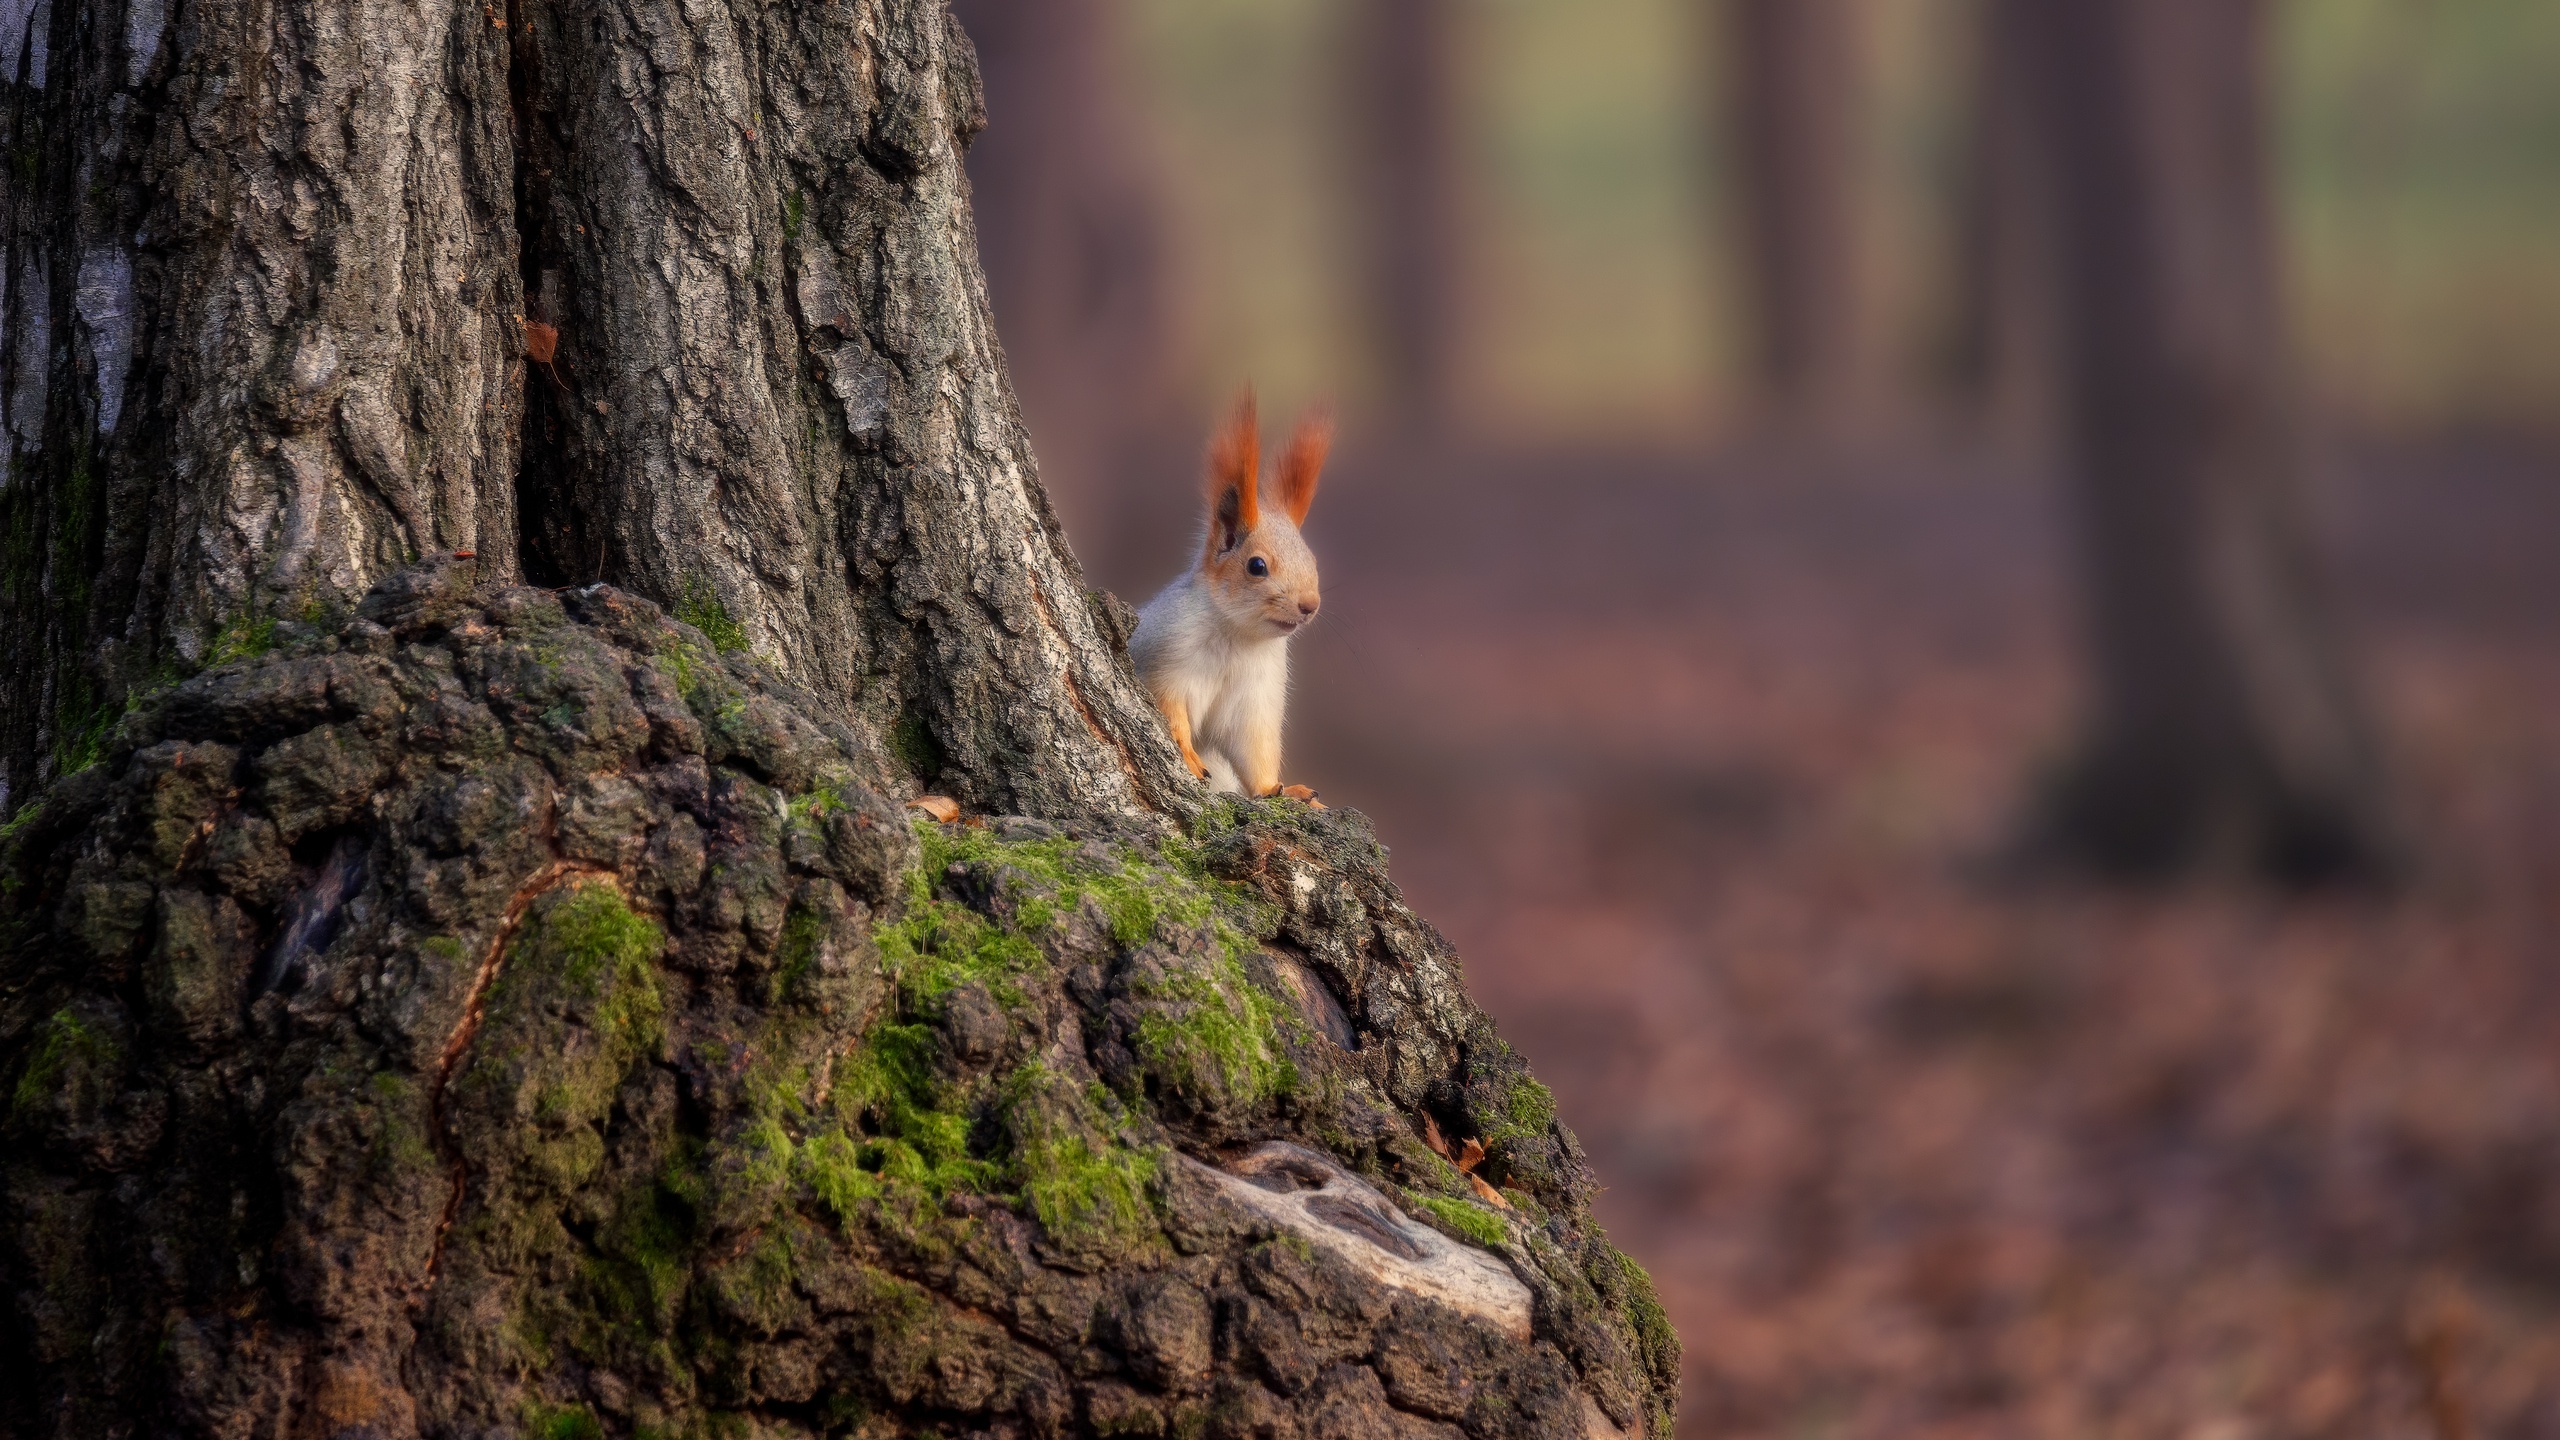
(1256, 438, 2560, 1438)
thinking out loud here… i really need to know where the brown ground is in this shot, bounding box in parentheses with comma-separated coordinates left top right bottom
(1138, 435, 2560, 1439)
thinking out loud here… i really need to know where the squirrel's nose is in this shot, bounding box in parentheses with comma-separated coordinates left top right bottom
(1297, 598, 1320, 618)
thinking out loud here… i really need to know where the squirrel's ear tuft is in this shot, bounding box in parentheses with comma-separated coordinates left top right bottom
(1277, 409, 1332, 526)
(1204, 390, 1260, 557)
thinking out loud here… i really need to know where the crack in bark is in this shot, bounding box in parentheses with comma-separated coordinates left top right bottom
(1028, 575, 1170, 816)
(413, 857, 624, 1307)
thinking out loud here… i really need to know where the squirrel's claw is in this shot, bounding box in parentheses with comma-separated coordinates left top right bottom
(1279, 784, 1325, 810)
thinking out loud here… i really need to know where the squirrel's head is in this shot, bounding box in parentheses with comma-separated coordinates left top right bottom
(1198, 392, 1327, 640)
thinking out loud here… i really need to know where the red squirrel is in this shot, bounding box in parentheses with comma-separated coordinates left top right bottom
(1130, 393, 1328, 802)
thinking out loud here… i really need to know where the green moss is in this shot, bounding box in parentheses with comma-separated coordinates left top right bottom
(464, 884, 667, 1206)
(523, 1400, 604, 1440)
(538, 884, 668, 1057)
(818, 1392, 869, 1435)
(656, 627, 719, 701)
(1004, 1063, 1159, 1251)
(1128, 952, 1295, 1109)
(768, 904, 825, 1006)
(1608, 1243, 1677, 1368)
(872, 875, 1044, 1011)
(783, 189, 808, 243)
(826, 1021, 997, 1201)
(0, 796, 42, 848)
(365, 1071, 436, 1175)
(796, 1129, 880, 1223)
(1483, 1075, 1558, 1147)
(907, 816, 1247, 955)
(206, 614, 278, 667)
(1408, 1192, 1509, 1250)
(583, 1148, 705, 1362)
(10, 1006, 117, 1117)
(888, 711, 944, 779)
(50, 678, 117, 779)
(707, 1227, 799, 1336)
(675, 575, 750, 653)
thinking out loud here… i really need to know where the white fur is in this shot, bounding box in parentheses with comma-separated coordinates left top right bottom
(1131, 571, 1292, 794)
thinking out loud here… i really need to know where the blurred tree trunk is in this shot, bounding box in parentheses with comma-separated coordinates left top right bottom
(1723, 0, 1868, 434)
(951, 0, 1177, 562)
(1948, 0, 2057, 452)
(1352, 0, 1464, 431)
(0, 0, 1189, 822)
(2021, 0, 2392, 879)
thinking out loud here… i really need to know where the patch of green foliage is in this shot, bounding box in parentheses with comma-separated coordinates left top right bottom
(875, 817, 1293, 1105)
(553, 811, 1297, 1360)
(1408, 1191, 1510, 1250)
(675, 575, 750, 654)
(10, 1006, 117, 1118)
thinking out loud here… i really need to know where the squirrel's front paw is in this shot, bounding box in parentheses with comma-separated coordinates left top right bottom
(1278, 784, 1325, 810)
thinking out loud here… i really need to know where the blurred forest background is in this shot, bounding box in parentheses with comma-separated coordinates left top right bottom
(953, 0, 2560, 1434)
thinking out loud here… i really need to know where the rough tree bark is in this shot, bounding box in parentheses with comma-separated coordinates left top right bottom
(2, 0, 1184, 822)
(947, 0, 1175, 553)
(0, 0, 526, 811)
(2018, 0, 2393, 879)
(0, 2, 1679, 1437)
(1720, 0, 1868, 433)
(1350, 0, 1462, 430)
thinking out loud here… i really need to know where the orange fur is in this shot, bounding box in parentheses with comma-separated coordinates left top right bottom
(1203, 391, 1261, 563)
(1159, 692, 1209, 780)
(1277, 411, 1332, 525)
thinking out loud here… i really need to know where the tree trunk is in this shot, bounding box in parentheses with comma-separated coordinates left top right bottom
(1721, 0, 1867, 434)
(1350, 0, 1463, 430)
(3, 0, 1186, 823)
(0, 0, 526, 812)
(1947, 0, 2057, 452)
(0, 3, 1679, 1436)
(2020, 0, 2393, 879)
(948, 0, 1175, 562)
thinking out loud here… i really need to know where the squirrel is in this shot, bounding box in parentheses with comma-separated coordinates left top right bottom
(1131, 392, 1329, 802)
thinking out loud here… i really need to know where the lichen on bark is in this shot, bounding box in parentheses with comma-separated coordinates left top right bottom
(1, 562, 1676, 1440)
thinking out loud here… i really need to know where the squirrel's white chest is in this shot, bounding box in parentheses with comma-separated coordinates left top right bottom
(1186, 637, 1287, 740)
(1131, 580, 1293, 790)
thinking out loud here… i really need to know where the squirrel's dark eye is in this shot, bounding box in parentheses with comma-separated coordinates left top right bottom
(1247, 556, 1269, 578)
